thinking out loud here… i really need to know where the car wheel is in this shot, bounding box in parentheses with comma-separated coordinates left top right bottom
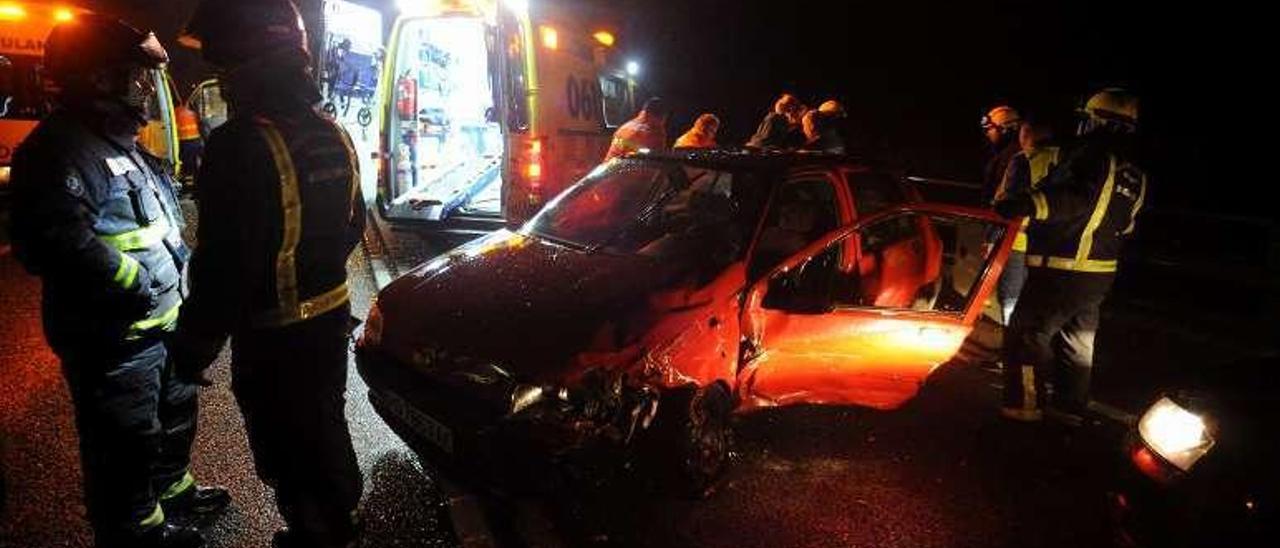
(649, 383, 734, 498)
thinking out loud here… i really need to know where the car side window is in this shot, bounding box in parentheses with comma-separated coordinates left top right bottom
(763, 212, 1008, 315)
(749, 175, 840, 279)
(847, 170, 908, 218)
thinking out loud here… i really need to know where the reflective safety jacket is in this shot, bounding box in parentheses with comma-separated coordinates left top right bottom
(10, 110, 189, 350)
(1022, 134, 1147, 273)
(605, 112, 666, 161)
(998, 146, 1060, 252)
(179, 105, 365, 342)
(176, 106, 201, 142)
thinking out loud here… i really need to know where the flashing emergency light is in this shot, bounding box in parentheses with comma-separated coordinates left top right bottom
(0, 3, 27, 20)
(53, 7, 74, 22)
(592, 31, 615, 47)
(626, 60, 640, 77)
(504, 0, 529, 14)
(539, 25, 558, 50)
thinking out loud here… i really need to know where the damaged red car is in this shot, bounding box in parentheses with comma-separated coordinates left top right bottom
(356, 151, 1018, 492)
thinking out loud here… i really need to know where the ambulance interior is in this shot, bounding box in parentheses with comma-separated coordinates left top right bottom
(387, 16, 504, 221)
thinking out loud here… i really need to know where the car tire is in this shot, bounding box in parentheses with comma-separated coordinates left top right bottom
(648, 383, 734, 498)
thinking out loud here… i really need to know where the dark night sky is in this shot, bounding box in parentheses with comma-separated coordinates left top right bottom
(85, 0, 1242, 215)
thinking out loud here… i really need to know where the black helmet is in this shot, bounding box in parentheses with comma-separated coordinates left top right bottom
(44, 14, 168, 87)
(180, 0, 308, 68)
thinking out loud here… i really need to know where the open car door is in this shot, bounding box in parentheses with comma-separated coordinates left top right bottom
(737, 204, 1018, 411)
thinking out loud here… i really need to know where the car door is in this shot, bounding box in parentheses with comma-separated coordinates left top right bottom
(736, 203, 1018, 411)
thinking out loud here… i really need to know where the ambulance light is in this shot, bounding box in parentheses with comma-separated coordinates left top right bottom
(0, 3, 27, 20)
(540, 25, 558, 50)
(626, 61, 640, 77)
(54, 7, 74, 22)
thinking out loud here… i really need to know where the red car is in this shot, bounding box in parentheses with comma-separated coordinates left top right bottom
(357, 151, 1017, 492)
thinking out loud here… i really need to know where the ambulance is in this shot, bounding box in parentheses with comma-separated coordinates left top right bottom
(0, 2, 180, 192)
(375, 0, 637, 230)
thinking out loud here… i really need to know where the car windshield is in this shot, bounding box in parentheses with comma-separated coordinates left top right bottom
(526, 160, 769, 263)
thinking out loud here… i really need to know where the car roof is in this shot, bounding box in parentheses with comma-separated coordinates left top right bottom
(621, 148, 902, 174)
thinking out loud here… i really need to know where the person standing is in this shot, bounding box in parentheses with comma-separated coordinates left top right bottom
(8, 14, 228, 548)
(605, 97, 669, 160)
(746, 93, 804, 150)
(174, 1, 366, 546)
(674, 113, 720, 149)
(995, 88, 1147, 422)
(993, 119, 1060, 324)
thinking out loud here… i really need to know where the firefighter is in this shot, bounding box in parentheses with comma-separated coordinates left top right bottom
(981, 105, 1023, 204)
(993, 119, 1060, 324)
(746, 93, 804, 150)
(994, 88, 1147, 422)
(605, 96, 669, 160)
(674, 113, 719, 149)
(174, 0, 366, 546)
(7, 14, 228, 548)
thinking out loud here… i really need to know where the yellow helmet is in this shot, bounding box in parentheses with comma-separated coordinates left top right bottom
(1081, 88, 1138, 125)
(981, 105, 1021, 130)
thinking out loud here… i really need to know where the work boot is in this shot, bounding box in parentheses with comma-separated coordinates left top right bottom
(162, 486, 232, 521)
(102, 522, 205, 548)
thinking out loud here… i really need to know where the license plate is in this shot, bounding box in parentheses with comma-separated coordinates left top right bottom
(375, 389, 454, 454)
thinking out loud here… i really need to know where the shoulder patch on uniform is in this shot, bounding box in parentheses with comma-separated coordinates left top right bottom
(64, 174, 84, 197)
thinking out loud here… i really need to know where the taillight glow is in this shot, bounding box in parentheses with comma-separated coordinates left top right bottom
(524, 138, 543, 187)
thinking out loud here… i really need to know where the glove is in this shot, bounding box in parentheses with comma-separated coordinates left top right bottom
(169, 333, 223, 387)
(993, 196, 1034, 220)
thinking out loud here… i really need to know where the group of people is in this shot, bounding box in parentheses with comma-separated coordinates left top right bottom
(981, 89, 1148, 425)
(8, 1, 365, 547)
(603, 92, 849, 161)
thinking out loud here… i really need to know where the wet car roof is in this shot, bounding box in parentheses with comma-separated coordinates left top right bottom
(622, 148, 900, 173)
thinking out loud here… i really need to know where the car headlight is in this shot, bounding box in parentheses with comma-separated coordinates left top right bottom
(360, 299, 383, 348)
(1137, 397, 1215, 472)
(510, 385, 546, 415)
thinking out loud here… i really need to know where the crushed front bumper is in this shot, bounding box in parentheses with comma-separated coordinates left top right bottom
(356, 347, 657, 494)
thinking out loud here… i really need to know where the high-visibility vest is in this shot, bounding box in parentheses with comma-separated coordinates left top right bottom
(176, 106, 200, 142)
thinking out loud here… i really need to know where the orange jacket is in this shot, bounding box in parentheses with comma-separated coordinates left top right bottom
(176, 106, 200, 142)
(605, 112, 666, 161)
(674, 128, 715, 149)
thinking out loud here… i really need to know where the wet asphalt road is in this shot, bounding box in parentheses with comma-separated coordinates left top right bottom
(1, 203, 1270, 547)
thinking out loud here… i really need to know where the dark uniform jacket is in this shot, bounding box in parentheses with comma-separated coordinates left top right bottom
(10, 109, 188, 351)
(1021, 133, 1147, 273)
(179, 104, 365, 343)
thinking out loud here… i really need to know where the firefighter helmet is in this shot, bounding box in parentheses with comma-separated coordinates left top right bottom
(180, 0, 308, 68)
(44, 14, 168, 87)
(1080, 88, 1139, 126)
(980, 105, 1021, 131)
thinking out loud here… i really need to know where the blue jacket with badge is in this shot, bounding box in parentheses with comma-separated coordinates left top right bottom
(9, 109, 189, 352)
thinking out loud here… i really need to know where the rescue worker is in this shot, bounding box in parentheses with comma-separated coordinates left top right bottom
(993, 119, 1060, 324)
(605, 96, 669, 160)
(746, 93, 804, 149)
(7, 14, 229, 548)
(173, 0, 366, 546)
(994, 88, 1147, 422)
(800, 99, 847, 154)
(175, 102, 202, 185)
(673, 113, 720, 149)
(981, 105, 1022, 204)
